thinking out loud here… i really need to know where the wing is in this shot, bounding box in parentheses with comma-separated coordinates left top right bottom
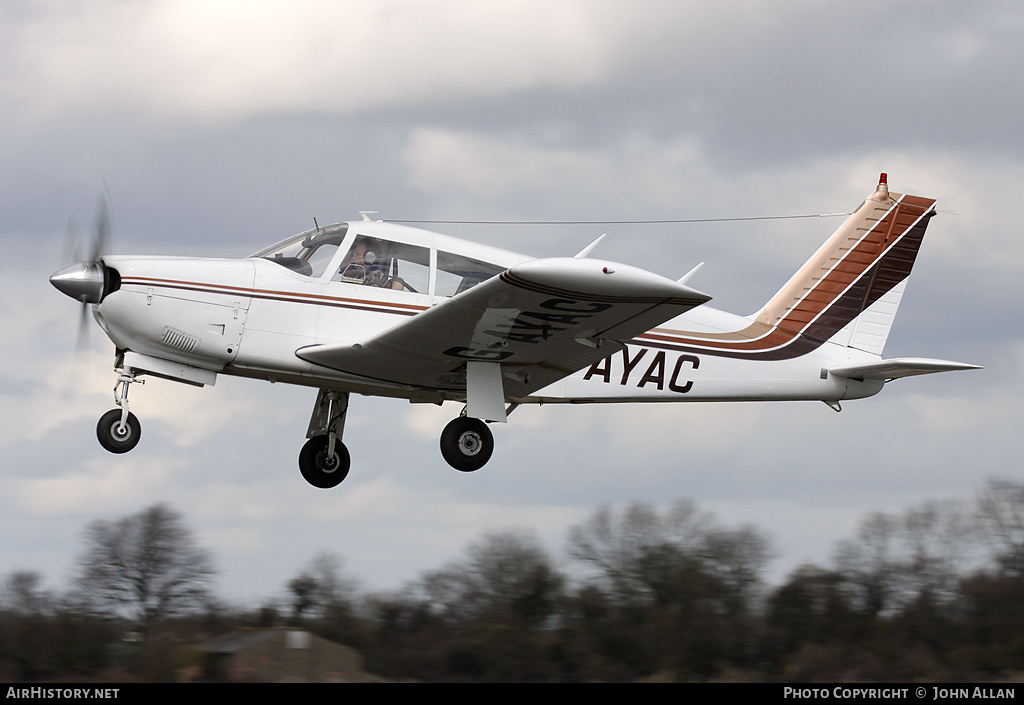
(296, 257, 711, 414)
(830, 357, 982, 381)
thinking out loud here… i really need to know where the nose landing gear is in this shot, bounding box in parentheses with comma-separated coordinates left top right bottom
(96, 369, 143, 454)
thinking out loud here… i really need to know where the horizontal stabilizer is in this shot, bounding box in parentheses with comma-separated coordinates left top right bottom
(830, 357, 982, 382)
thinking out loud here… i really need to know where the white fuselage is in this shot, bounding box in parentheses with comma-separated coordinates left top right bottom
(93, 219, 883, 407)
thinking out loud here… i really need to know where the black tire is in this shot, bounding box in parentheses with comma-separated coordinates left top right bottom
(440, 417, 493, 472)
(96, 409, 142, 454)
(299, 435, 350, 489)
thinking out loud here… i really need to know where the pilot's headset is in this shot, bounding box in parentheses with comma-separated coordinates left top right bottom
(341, 238, 385, 284)
(360, 238, 384, 268)
(344, 239, 376, 268)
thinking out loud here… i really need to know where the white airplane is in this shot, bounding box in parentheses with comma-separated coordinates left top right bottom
(51, 175, 979, 488)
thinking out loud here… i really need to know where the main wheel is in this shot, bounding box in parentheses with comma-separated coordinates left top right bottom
(298, 435, 351, 489)
(440, 417, 493, 472)
(96, 409, 142, 454)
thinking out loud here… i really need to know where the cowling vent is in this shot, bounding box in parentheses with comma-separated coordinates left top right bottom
(160, 326, 200, 353)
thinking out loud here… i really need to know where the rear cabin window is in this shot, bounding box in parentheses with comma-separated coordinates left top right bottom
(435, 251, 505, 297)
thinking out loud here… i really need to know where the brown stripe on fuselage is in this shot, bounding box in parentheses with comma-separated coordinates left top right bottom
(119, 276, 429, 316)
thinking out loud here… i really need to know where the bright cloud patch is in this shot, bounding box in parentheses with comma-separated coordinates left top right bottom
(4, 0, 612, 125)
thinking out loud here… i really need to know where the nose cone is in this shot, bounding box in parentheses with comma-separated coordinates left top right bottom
(50, 262, 106, 303)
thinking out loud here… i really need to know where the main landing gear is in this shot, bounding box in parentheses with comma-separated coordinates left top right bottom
(299, 389, 351, 489)
(296, 390, 497, 488)
(299, 435, 351, 488)
(439, 415, 494, 472)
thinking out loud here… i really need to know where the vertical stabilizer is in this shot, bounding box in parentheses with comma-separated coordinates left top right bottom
(752, 174, 936, 356)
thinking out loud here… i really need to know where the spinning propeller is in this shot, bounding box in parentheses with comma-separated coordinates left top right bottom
(50, 190, 119, 351)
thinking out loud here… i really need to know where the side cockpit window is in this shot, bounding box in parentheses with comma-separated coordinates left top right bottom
(256, 226, 507, 296)
(254, 223, 349, 278)
(334, 237, 430, 293)
(436, 251, 504, 297)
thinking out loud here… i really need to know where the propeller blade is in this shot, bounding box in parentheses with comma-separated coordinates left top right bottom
(54, 186, 116, 365)
(90, 186, 113, 262)
(75, 301, 91, 354)
(59, 208, 81, 267)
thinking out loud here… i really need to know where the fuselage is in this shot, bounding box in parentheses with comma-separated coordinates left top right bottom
(91, 219, 883, 406)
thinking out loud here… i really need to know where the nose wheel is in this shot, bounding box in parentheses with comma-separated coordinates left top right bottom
(440, 416, 494, 472)
(96, 408, 141, 453)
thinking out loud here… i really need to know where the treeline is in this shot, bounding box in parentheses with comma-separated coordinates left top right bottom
(1, 480, 1022, 682)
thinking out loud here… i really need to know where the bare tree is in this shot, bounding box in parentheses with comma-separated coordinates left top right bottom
(74, 503, 215, 633)
(287, 573, 319, 624)
(976, 478, 1024, 578)
(420, 529, 564, 630)
(567, 500, 772, 678)
(2, 571, 52, 615)
(833, 511, 899, 617)
(834, 499, 977, 617)
(568, 500, 728, 606)
(287, 551, 359, 623)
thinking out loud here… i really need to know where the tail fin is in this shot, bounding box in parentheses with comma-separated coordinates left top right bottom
(752, 174, 936, 356)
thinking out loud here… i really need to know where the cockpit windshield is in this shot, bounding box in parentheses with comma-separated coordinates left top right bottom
(252, 223, 349, 278)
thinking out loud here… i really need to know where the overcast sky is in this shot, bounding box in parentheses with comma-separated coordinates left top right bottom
(1, 0, 1021, 605)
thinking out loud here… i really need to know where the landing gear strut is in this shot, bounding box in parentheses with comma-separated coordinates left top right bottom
(440, 416, 494, 472)
(299, 389, 350, 488)
(97, 368, 143, 453)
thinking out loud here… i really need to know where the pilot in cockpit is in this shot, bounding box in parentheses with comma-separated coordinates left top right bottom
(337, 238, 385, 286)
(336, 237, 405, 290)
